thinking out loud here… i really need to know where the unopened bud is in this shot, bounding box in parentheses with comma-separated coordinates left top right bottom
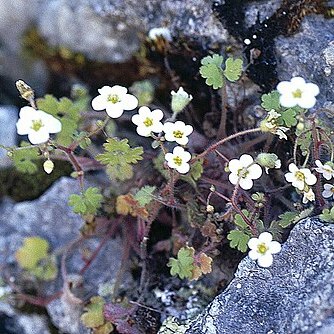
(43, 159, 54, 174)
(256, 153, 280, 169)
(15, 80, 35, 102)
(206, 205, 214, 213)
(171, 87, 193, 114)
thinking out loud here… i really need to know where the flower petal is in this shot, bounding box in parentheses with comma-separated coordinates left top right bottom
(122, 94, 138, 110)
(298, 96, 316, 109)
(239, 177, 253, 190)
(176, 163, 190, 174)
(276, 81, 291, 94)
(228, 173, 239, 185)
(257, 254, 273, 268)
(258, 232, 272, 243)
(269, 241, 281, 254)
(105, 103, 124, 118)
(248, 164, 262, 180)
(98, 86, 114, 96)
(239, 154, 254, 167)
(248, 249, 260, 260)
(290, 77, 306, 87)
(44, 115, 62, 133)
(28, 129, 50, 144)
(16, 118, 31, 135)
(92, 95, 107, 111)
(228, 159, 242, 173)
(109, 85, 128, 96)
(279, 95, 296, 108)
(248, 237, 260, 250)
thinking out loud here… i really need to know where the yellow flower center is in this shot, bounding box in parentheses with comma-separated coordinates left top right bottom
(143, 117, 153, 127)
(173, 130, 184, 139)
(295, 171, 305, 181)
(331, 187, 334, 194)
(108, 94, 120, 104)
(173, 156, 182, 166)
(257, 243, 268, 255)
(292, 89, 302, 98)
(237, 167, 249, 179)
(31, 119, 44, 132)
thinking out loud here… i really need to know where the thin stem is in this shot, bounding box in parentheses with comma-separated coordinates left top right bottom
(194, 127, 261, 161)
(216, 85, 227, 139)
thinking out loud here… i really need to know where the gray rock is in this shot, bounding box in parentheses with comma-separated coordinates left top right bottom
(275, 15, 334, 106)
(0, 106, 17, 164)
(0, 177, 129, 334)
(186, 218, 334, 334)
(37, 0, 228, 63)
(0, 302, 51, 334)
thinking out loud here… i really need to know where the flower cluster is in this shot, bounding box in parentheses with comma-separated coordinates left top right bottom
(284, 163, 317, 203)
(92, 85, 194, 174)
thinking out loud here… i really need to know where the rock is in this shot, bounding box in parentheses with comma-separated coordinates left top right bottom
(37, 0, 228, 63)
(0, 106, 17, 165)
(0, 177, 130, 334)
(275, 15, 334, 106)
(186, 218, 334, 334)
(0, 302, 50, 334)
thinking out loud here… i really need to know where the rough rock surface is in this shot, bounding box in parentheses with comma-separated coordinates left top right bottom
(0, 106, 17, 163)
(0, 177, 127, 334)
(186, 218, 334, 334)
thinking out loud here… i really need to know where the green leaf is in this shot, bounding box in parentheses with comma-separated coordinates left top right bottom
(297, 130, 312, 156)
(36, 95, 84, 146)
(281, 108, 297, 127)
(167, 246, 195, 280)
(199, 55, 224, 89)
(261, 91, 281, 111)
(201, 54, 224, 67)
(68, 187, 103, 215)
(31, 256, 58, 281)
(277, 211, 299, 228)
(10, 142, 40, 174)
(227, 230, 250, 253)
(81, 296, 105, 328)
(153, 152, 169, 179)
(180, 159, 203, 189)
(223, 57, 243, 82)
(234, 210, 250, 230)
(320, 207, 334, 223)
(278, 208, 314, 228)
(96, 138, 143, 181)
(16, 237, 49, 270)
(134, 186, 156, 206)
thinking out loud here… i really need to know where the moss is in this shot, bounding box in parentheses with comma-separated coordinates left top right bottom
(0, 160, 72, 201)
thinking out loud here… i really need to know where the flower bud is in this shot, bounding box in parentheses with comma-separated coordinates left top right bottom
(171, 87, 193, 114)
(256, 153, 280, 169)
(206, 205, 214, 213)
(15, 80, 35, 102)
(43, 159, 54, 174)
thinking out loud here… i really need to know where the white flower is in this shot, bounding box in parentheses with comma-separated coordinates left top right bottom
(131, 106, 164, 137)
(315, 160, 334, 180)
(228, 154, 262, 190)
(163, 121, 193, 145)
(302, 188, 315, 204)
(91, 85, 138, 118)
(277, 77, 320, 109)
(148, 27, 172, 41)
(171, 87, 193, 114)
(322, 183, 334, 199)
(16, 106, 62, 144)
(248, 232, 281, 268)
(165, 146, 191, 174)
(285, 163, 317, 191)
